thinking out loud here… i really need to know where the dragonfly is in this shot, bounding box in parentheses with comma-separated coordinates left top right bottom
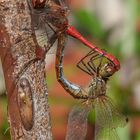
(19, 0, 120, 99)
(64, 49, 128, 140)
(20, 0, 124, 133)
(0, 0, 120, 99)
(30, 0, 120, 68)
(0, 0, 124, 134)
(0, 1, 121, 95)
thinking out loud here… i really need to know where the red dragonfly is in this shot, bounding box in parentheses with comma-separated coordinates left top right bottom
(30, 0, 120, 69)
(0, 0, 125, 134)
(0, 1, 120, 97)
(19, 0, 125, 137)
(22, 0, 120, 99)
(64, 49, 128, 140)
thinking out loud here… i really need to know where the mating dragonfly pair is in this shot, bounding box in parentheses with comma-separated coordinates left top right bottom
(29, 0, 120, 98)
(1, 0, 126, 139)
(29, 0, 127, 139)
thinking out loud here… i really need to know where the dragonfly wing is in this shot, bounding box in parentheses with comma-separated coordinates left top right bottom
(66, 106, 89, 140)
(94, 96, 127, 129)
(35, 25, 56, 54)
(32, 11, 57, 54)
(106, 97, 128, 128)
(94, 97, 113, 129)
(95, 128, 120, 140)
(94, 96, 127, 140)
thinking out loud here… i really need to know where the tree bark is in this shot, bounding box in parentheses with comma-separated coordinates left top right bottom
(0, 0, 52, 139)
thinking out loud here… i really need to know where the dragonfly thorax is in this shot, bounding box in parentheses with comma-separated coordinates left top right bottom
(45, 3, 69, 30)
(88, 77, 106, 99)
(32, 1, 69, 31)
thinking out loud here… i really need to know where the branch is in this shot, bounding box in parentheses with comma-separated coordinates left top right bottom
(0, 0, 52, 139)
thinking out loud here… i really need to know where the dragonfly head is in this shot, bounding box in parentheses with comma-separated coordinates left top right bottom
(32, 0, 46, 9)
(31, 0, 69, 30)
(45, 3, 69, 30)
(99, 63, 116, 80)
(60, 6, 70, 16)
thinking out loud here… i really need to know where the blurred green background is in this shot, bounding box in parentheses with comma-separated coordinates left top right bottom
(0, 0, 140, 139)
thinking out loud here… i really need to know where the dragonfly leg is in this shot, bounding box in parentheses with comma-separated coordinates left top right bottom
(55, 33, 88, 99)
(89, 52, 118, 77)
(77, 50, 98, 76)
(88, 53, 104, 75)
(79, 59, 94, 76)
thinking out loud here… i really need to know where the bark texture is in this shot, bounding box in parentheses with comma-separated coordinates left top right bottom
(0, 0, 52, 139)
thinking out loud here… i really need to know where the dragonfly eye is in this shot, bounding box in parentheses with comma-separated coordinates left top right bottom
(61, 8, 65, 13)
(99, 63, 116, 78)
(32, 0, 46, 8)
(60, 6, 69, 16)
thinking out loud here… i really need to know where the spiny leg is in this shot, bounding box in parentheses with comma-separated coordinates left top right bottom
(88, 53, 104, 74)
(90, 49, 106, 69)
(87, 52, 102, 74)
(77, 52, 94, 75)
(87, 49, 106, 72)
(80, 59, 94, 76)
(77, 50, 98, 76)
(89, 50, 117, 76)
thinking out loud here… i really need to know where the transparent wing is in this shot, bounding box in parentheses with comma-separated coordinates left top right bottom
(31, 6, 57, 54)
(34, 23, 57, 54)
(94, 96, 127, 140)
(94, 96, 127, 129)
(95, 128, 120, 140)
(66, 106, 90, 140)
